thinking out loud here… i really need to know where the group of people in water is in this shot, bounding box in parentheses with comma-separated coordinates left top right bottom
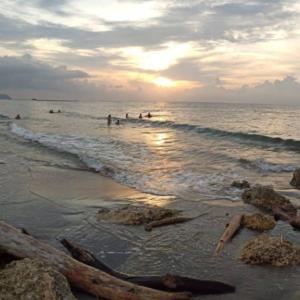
(15, 110, 152, 126)
(15, 109, 62, 120)
(107, 112, 152, 126)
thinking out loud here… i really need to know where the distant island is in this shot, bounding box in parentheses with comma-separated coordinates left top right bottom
(32, 98, 78, 102)
(0, 94, 11, 100)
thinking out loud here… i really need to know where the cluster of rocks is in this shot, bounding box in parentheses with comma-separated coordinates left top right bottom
(290, 168, 300, 188)
(242, 213, 276, 231)
(241, 184, 297, 215)
(240, 235, 300, 267)
(229, 168, 300, 266)
(231, 180, 250, 189)
(0, 258, 75, 300)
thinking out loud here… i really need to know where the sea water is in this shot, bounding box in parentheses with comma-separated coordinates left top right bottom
(1, 99, 300, 200)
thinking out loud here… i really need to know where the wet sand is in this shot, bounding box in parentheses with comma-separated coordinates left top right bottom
(2, 128, 300, 300)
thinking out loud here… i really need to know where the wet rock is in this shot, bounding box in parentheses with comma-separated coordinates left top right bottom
(240, 235, 300, 267)
(242, 184, 296, 215)
(97, 205, 180, 225)
(0, 258, 76, 300)
(290, 168, 300, 188)
(231, 180, 250, 189)
(242, 213, 276, 231)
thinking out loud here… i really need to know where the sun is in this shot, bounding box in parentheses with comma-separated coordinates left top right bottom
(153, 77, 174, 87)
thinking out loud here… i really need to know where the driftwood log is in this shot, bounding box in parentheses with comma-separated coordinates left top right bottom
(145, 217, 194, 232)
(61, 239, 235, 295)
(0, 221, 190, 300)
(144, 212, 209, 232)
(272, 207, 300, 230)
(214, 214, 243, 256)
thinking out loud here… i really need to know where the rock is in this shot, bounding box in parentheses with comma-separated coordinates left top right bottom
(97, 205, 180, 225)
(240, 235, 300, 267)
(0, 258, 76, 300)
(290, 168, 300, 188)
(242, 184, 296, 215)
(231, 180, 250, 189)
(242, 213, 276, 231)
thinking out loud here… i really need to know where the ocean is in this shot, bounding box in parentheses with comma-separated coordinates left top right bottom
(1, 99, 300, 200)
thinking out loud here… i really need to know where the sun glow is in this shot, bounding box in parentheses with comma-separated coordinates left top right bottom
(153, 77, 174, 87)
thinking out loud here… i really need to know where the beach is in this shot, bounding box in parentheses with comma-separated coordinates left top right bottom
(2, 100, 300, 299)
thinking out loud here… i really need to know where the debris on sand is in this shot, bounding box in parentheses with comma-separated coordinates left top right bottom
(290, 168, 300, 189)
(240, 235, 300, 267)
(97, 205, 180, 225)
(242, 213, 276, 231)
(231, 180, 250, 189)
(242, 184, 297, 215)
(0, 258, 76, 300)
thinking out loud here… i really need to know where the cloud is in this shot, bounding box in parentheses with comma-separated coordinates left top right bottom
(176, 76, 300, 104)
(0, 55, 89, 91)
(0, 1, 299, 102)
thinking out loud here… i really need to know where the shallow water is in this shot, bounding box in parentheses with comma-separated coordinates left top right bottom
(1, 99, 300, 200)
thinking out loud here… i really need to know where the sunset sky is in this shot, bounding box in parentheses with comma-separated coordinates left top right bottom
(0, 0, 300, 103)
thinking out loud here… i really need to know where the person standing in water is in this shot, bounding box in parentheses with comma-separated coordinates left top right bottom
(146, 112, 152, 118)
(107, 114, 112, 126)
(126, 113, 129, 119)
(139, 113, 143, 119)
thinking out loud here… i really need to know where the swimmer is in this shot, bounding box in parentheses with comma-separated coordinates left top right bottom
(139, 113, 143, 119)
(107, 114, 112, 126)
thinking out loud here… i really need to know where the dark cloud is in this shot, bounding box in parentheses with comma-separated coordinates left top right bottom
(1, 0, 298, 52)
(0, 55, 89, 90)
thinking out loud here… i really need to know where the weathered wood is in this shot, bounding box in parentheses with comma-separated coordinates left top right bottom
(61, 239, 235, 295)
(272, 207, 300, 230)
(144, 217, 194, 231)
(145, 212, 209, 232)
(214, 214, 243, 256)
(0, 221, 189, 300)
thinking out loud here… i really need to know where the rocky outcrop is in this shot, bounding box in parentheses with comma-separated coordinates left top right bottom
(242, 213, 276, 231)
(0, 258, 76, 300)
(242, 184, 296, 215)
(240, 235, 300, 267)
(231, 180, 250, 189)
(97, 205, 180, 225)
(290, 168, 300, 188)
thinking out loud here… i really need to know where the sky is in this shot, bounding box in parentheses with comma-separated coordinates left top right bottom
(0, 0, 300, 103)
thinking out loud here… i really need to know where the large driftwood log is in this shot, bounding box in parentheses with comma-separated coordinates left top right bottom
(214, 214, 243, 256)
(61, 239, 235, 295)
(0, 221, 190, 300)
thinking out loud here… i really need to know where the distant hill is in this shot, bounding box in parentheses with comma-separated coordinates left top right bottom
(0, 94, 11, 100)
